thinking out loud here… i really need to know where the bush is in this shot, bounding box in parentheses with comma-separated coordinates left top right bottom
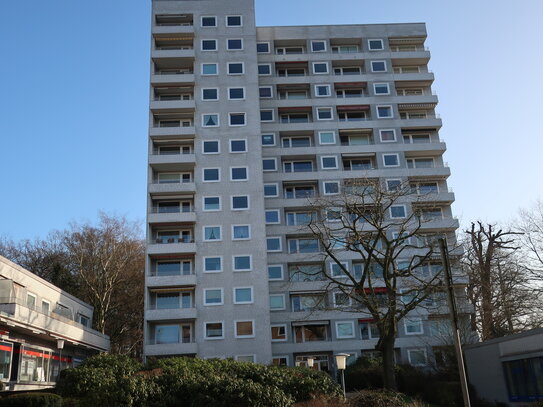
(348, 389, 409, 407)
(294, 395, 348, 407)
(0, 392, 62, 407)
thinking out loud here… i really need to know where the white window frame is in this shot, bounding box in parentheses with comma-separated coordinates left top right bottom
(234, 320, 255, 338)
(311, 40, 327, 53)
(230, 166, 249, 181)
(203, 256, 223, 273)
(263, 183, 279, 198)
(268, 264, 284, 281)
(201, 113, 220, 127)
(379, 129, 397, 143)
(204, 321, 224, 340)
(368, 39, 384, 51)
(383, 153, 400, 167)
(201, 63, 218, 76)
(229, 139, 247, 153)
(256, 42, 271, 53)
(229, 112, 246, 127)
(262, 158, 278, 172)
(226, 38, 244, 51)
(404, 317, 424, 335)
(258, 63, 272, 76)
(201, 39, 218, 51)
(226, 15, 243, 27)
(385, 179, 402, 192)
(312, 62, 329, 74)
(227, 62, 245, 75)
(377, 105, 394, 119)
(26, 292, 37, 308)
(203, 225, 222, 242)
(261, 133, 276, 146)
(314, 84, 331, 97)
(316, 107, 334, 121)
(201, 87, 219, 101)
(373, 82, 390, 95)
(260, 109, 274, 122)
(203, 288, 224, 305)
(202, 140, 220, 154)
(231, 195, 250, 211)
(233, 286, 254, 304)
(333, 292, 352, 308)
(390, 205, 407, 219)
(227, 87, 245, 100)
(269, 294, 286, 310)
(232, 255, 252, 272)
(336, 321, 356, 339)
(259, 86, 273, 99)
(371, 60, 387, 72)
(266, 237, 282, 252)
(320, 155, 338, 170)
(271, 324, 288, 342)
(265, 210, 281, 225)
(323, 180, 340, 195)
(318, 131, 336, 145)
(407, 348, 428, 366)
(41, 299, 51, 314)
(232, 224, 251, 241)
(235, 354, 256, 363)
(330, 261, 349, 278)
(202, 167, 220, 183)
(200, 16, 217, 27)
(202, 196, 221, 212)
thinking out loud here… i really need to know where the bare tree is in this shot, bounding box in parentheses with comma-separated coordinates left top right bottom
(518, 200, 543, 279)
(303, 180, 459, 390)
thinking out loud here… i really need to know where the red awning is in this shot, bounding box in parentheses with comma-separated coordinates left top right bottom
(363, 287, 387, 293)
(337, 105, 370, 112)
(358, 318, 376, 323)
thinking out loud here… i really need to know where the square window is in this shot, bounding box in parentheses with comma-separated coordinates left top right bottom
(371, 60, 387, 72)
(267, 237, 282, 252)
(228, 62, 244, 75)
(315, 85, 331, 97)
(202, 63, 218, 75)
(264, 184, 278, 197)
(204, 257, 222, 272)
(204, 288, 223, 305)
(368, 39, 384, 51)
(231, 167, 248, 181)
(204, 226, 222, 241)
(386, 179, 402, 191)
(203, 196, 221, 211)
(202, 140, 219, 154)
(265, 210, 280, 224)
(236, 355, 255, 363)
(390, 205, 407, 218)
(203, 168, 220, 182)
(383, 154, 400, 167)
(316, 107, 333, 120)
(271, 325, 287, 341)
(234, 287, 253, 304)
(201, 39, 217, 51)
(408, 349, 428, 366)
(202, 114, 219, 127)
(257, 42, 270, 53)
(205, 322, 224, 339)
(321, 156, 338, 169)
(232, 195, 249, 210)
(229, 113, 246, 126)
(233, 255, 252, 271)
(269, 294, 285, 310)
(226, 15, 242, 26)
(313, 62, 329, 74)
(232, 225, 251, 240)
(377, 105, 393, 118)
(323, 181, 340, 195)
(258, 64, 271, 75)
(235, 320, 254, 337)
(336, 321, 355, 338)
(262, 134, 275, 146)
(311, 40, 326, 52)
(379, 129, 396, 142)
(319, 131, 335, 144)
(227, 39, 243, 50)
(374, 83, 390, 95)
(230, 139, 247, 153)
(404, 317, 424, 335)
(259, 87, 273, 98)
(201, 16, 217, 27)
(202, 88, 218, 100)
(268, 265, 283, 280)
(260, 110, 274, 122)
(262, 158, 277, 171)
(229, 87, 245, 100)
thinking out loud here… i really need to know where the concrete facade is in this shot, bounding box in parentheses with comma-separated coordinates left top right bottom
(145, 0, 468, 371)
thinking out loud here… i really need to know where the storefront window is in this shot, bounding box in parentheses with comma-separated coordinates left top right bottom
(0, 342, 12, 381)
(20, 346, 49, 382)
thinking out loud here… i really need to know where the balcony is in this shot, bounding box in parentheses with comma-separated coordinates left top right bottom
(149, 153, 196, 167)
(147, 240, 196, 256)
(150, 99, 195, 112)
(154, 14, 193, 33)
(148, 181, 195, 194)
(147, 273, 196, 289)
(144, 342, 197, 357)
(148, 210, 196, 224)
(152, 47, 195, 60)
(145, 307, 197, 322)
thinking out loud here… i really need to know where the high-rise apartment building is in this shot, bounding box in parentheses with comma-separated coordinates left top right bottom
(145, 0, 466, 370)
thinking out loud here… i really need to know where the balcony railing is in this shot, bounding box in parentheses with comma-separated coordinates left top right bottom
(152, 237, 194, 244)
(150, 207, 194, 214)
(154, 70, 194, 75)
(390, 46, 429, 52)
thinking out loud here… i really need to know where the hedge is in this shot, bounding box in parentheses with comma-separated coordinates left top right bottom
(0, 392, 62, 407)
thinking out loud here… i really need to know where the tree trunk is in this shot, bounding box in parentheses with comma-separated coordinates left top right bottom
(379, 334, 397, 390)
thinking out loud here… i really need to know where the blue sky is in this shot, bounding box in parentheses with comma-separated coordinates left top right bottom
(1, 0, 542, 240)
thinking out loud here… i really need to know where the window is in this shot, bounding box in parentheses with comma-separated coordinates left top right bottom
(315, 85, 331, 97)
(390, 205, 407, 218)
(264, 183, 279, 197)
(234, 287, 253, 304)
(78, 314, 91, 327)
(201, 16, 217, 27)
(155, 325, 180, 344)
(157, 172, 192, 184)
(316, 107, 333, 120)
(230, 166, 248, 181)
(285, 185, 316, 199)
(403, 133, 431, 144)
(156, 260, 192, 276)
(230, 139, 246, 153)
(203, 196, 221, 211)
(258, 64, 271, 75)
(368, 39, 384, 50)
(204, 288, 223, 305)
(201, 39, 217, 51)
(202, 168, 220, 182)
(321, 156, 338, 169)
(286, 211, 315, 226)
(228, 87, 245, 100)
(232, 225, 250, 240)
(276, 46, 305, 54)
(202, 113, 219, 127)
(411, 182, 439, 194)
(262, 134, 275, 146)
(360, 322, 380, 339)
(283, 160, 314, 172)
(407, 157, 434, 168)
(202, 88, 218, 100)
(313, 62, 329, 74)
(202, 140, 219, 154)
(268, 265, 283, 280)
(386, 179, 402, 192)
(269, 294, 286, 310)
(336, 321, 355, 339)
(262, 158, 277, 172)
(227, 38, 243, 50)
(233, 255, 252, 271)
(227, 62, 244, 74)
(408, 349, 428, 366)
(371, 60, 387, 72)
(204, 256, 222, 272)
(265, 210, 280, 224)
(332, 45, 359, 53)
(226, 15, 242, 26)
(202, 63, 218, 75)
(333, 292, 351, 307)
(374, 83, 390, 95)
(377, 105, 393, 118)
(260, 109, 274, 122)
(235, 321, 254, 338)
(318, 131, 335, 145)
(231, 195, 249, 210)
(256, 42, 270, 53)
(288, 238, 319, 254)
(383, 153, 400, 167)
(404, 317, 424, 335)
(282, 136, 311, 148)
(203, 226, 221, 241)
(334, 66, 362, 75)
(379, 129, 396, 142)
(311, 40, 326, 52)
(271, 325, 287, 341)
(205, 322, 224, 339)
(236, 355, 256, 363)
(294, 325, 328, 343)
(26, 293, 36, 309)
(229, 112, 246, 126)
(259, 87, 273, 98)
(41, 300, 50, 314)
(267, 237, 282, 252)
(323, 181, 340, 195)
